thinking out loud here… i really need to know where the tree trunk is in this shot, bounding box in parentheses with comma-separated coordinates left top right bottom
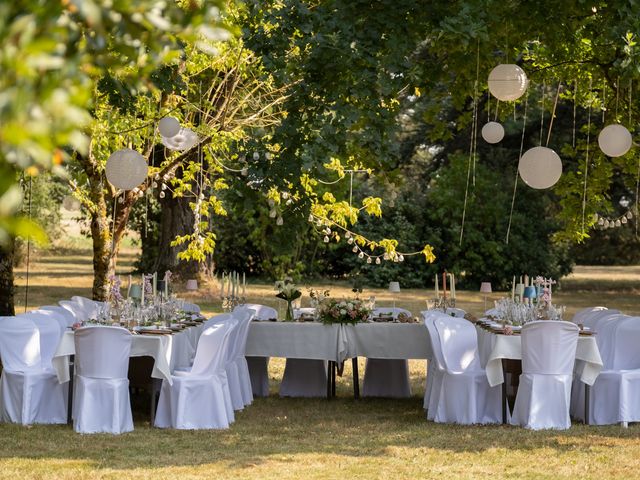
(156, 191, 199, 280)
(0, 241, 15, 316)
(89, 190, 113, 301)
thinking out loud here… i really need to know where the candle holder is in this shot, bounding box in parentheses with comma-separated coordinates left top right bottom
(221, 295, 245, 312)
(428, 296, 456, 311)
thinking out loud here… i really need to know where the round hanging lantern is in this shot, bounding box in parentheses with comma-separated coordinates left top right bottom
(161, 128, 199, 151)
(598, 124, 632, 157)
(105, 148, 148, 190)
(158, 117, 181, 138)
(518, 146, 562, 189)
(481, 122, 505, 144)
(488, 64, 529, 101)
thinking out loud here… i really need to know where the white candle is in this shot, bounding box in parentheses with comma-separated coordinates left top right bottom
(220, 273, 224, 296)
(243, 272, 246, 296)
(127, 275, 132, 298)
(511, 275, 515, 300)
(152, 272, 157, 297)
(164, 273, 168, 297)
(141, 274, 145, 305)
(435, 274, 439, 298)
(451, 273, 456, 299)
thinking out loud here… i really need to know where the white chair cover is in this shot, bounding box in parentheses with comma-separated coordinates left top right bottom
(230, 307, 257, 407)
(155, 322, 235, 429)
(206, 316, 242, 415)
(428, 314, 501, 424)
(241, 304, 278, 397)
(362, 307, 412, 398)
(39, 305, 77, 326)
(18, 311, 64, 370)
(571, 306, 609, 325)
(59, 300, 89, 322)
(73, 326, 133, 434)
(570, 311, 625, 421)
(422, 311, 444, 413)
(578, 316, 640, 424)
(71, 296, 101, 320)
(0, 316, 67, 425)
(511, 320, 579, 430)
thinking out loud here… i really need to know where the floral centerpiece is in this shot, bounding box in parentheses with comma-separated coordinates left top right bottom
(317, 298, 371, 325)
(275, 277, 302, 321)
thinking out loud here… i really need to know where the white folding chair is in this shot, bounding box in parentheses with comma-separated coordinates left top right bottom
(73, 326, 133, 434)
(429, 314, 502, 424)
(0, 316, 67, 425)
(155, 322, 235, 429)
(240, 304, 277, 397)
(581, 316, 640, 425)
(362, 307, 413, 398)
(511, 321, 579, 430)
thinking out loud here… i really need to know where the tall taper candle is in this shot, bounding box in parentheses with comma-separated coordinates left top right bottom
(243, 272, 246, 297)
(435, 274, 439, 298)
(141, 274, 145, 305)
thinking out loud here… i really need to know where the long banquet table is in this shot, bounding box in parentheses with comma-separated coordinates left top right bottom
(245, 321, 432, 398)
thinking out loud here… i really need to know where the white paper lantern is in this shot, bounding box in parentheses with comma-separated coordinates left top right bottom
(161, 128, 199, 151)
(488, 64, 529, 101)
(518, 146, 562, 189)
(481, 122, 505, 143)
(105, 148, 148, 190)
(598, 124, 632, 157)
(158, 117, 181, 138)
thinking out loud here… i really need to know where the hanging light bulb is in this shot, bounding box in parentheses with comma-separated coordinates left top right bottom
(345, 231, 351, 238)
(276, 216, 284, 226)
(159, 191, 166, 199)
(117, 196, 124, 204)
(265, 152, 272, 160)
(627, 211, 633, 219)
(375, 257, 381, 265)
(253, 152, 260, 160)
(358, 252, 364, 259)
(161, 183, 167, 190)
(622, 216, 628, 224)
(598, 217, 605, 225)
(152, 182, 158, 188)
(269, 209, 277, 218)
(324, 236, 330, 243)
(367, 257, 372, 264)
(268, 199, 275, 207)
(615, 219, 622, 227)
(383, 253, 389, 260)
(399, 255, 405, 262)
(352, 246, 358, 253)
(347, 237, 354, 244)
(308, 214, 314, 222)
(604, 219, 610, 228)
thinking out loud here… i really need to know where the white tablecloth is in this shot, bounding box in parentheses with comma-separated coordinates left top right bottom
(245, 321, 431, 362)
(476, 326, 603, 387)
(52, 326, 203, 386)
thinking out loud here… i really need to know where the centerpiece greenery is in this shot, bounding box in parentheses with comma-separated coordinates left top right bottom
(317, 298, 372, 325)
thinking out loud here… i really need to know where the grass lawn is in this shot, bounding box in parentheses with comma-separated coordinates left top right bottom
(3, 246, 640, 479)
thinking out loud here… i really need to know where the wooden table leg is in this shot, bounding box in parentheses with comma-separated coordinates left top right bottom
(326, 361, 334, 399)
(352, 357, 360, 400)
(501, 359, 507, 424)
(585, 384, 590, 425)
(67, 354, 74, 425)
(331, 361, 336, 397)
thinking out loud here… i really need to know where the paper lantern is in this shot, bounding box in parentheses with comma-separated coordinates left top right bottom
(481, 122, 505, 144)
(598, 124, 632, 157)
(161, 128, 199, 151)
(479, 282, 492, 294)
(186, 279, 198, 291)
(158, 117, 181, 138)
(488, 64, 528, 101)
(518, 146, 562, 189)
(105, 149, 148, 190)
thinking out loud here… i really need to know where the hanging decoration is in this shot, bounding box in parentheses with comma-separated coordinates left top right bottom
(488, 64, 529, 101)
(158, 116, 181, 138)
(594, 211, 634, 230)
(481, 121, 505, 144)
(518, 146, 562, 189)
(105, 148, 148, 190)
(598, 124, 632, 157)
(162, 128, 199, 151)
